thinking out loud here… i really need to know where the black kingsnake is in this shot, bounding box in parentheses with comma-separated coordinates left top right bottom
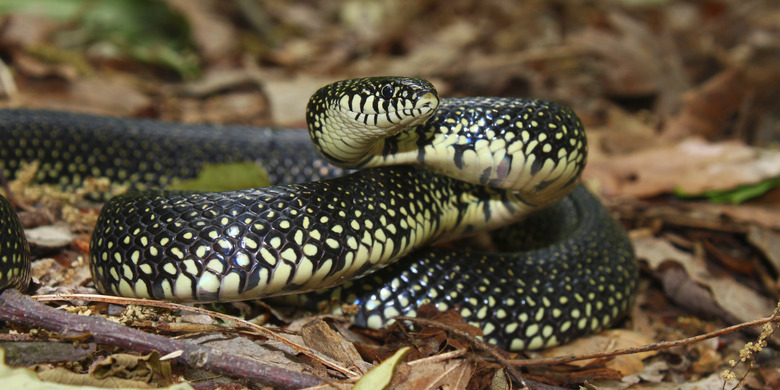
(0, 77, 636, 351)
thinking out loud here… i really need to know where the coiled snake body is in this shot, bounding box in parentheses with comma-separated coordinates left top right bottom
(0, 77, 636, 351)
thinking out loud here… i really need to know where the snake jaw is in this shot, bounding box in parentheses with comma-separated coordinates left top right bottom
(375, 91, 439, 135)
(307, 77, 440, 167)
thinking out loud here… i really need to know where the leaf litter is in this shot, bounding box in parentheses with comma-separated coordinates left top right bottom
(0, 0, 779, 388)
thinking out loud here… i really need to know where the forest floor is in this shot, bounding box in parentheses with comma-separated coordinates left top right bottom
(0, 1, 779, 389)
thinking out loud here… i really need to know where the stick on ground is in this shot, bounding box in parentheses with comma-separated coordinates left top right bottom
(0, 289, 324, 389)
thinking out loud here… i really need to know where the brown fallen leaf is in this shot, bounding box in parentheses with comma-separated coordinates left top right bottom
(747, 226, 780, 275)
(635, 236, 775, 324)
(585, 137, 780, 198)
(0, 341, 96, 367)
(540, 330, 657, 376)
(177, 92, 268, 125)
(662, 69, 745, 141)
(18, 76, 152, 117)
(571, 11, 689, 115)
(693, 202, 780, 230)
(378, 21, 481, 77)
(394, 358, 473, 390)
(10, 50, 80, 81)
(594, 103, 661, 155)
(36, 366, 156, 388)
(302, 319, 370, 373)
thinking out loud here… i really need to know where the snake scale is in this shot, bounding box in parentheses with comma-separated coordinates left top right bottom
(0, 77, 636, 351)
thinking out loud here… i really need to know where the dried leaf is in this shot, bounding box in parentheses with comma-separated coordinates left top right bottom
(24, 223, 74, 249)
(0, 347, 192, 389)
(586, 138, 780, 198)
(302, 319, 364, 370)
(636, 236, 775, 323)
(19, 76, 152, 117)
(701, 202, 780, 230)
(90, 352, 159, 381)
(489, 368, 510, 390)
(541, 330, 656, 376)
(353, 346, 410, 390)
(663, 69, 745, 140)
(396, 357, 472, 390)
(748, 226, 780, 274)
(572, 11, 689, 114)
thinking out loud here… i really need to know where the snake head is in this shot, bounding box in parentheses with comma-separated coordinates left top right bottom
(307, 76, 439, 166)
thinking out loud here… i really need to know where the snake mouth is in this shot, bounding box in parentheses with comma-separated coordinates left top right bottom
(341, 91, 439, 133)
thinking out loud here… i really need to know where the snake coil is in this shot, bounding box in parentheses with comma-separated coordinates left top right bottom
(0, 77, 636, 350)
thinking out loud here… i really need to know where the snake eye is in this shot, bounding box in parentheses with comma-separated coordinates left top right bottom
(380, 85, 395, 99)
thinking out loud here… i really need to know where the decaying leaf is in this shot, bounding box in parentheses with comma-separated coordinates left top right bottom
(541, 330, 657, 376)
(748, 226, 780, 274)
(395, 357, 472, 390)
(302, 319, 367, 372)
(169, 162, 271, 192)
(636, 236, 775, 323)
(586, 138, 780, 198)
(353, 346, 410, 390)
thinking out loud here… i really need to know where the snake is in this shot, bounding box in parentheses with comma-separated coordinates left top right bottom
(0, 76, 636, 351)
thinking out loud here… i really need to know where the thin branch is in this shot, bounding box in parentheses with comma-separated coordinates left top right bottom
(32, 293, 359, 379)
(0, 289, 324, 389)
(399, 314, 780, 371)
(510, 316, 780, 367)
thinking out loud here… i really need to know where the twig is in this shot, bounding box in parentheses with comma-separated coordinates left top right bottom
(399, 314, 780, 386)
(406, 348, 468, 366)
(0, 289, 324, 389)
(721, 301, 780, 390)
(32, 293, 359, 379)
(510, 316, 780, 367)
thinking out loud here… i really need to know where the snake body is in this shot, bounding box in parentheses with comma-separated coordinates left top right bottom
(0, 77, 636, 350)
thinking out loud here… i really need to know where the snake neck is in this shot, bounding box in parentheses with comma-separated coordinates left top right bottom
(358, 97, 588, 208)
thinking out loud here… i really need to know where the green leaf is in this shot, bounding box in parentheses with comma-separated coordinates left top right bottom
(169, 162, 271, 192)
(0, 0, 200, 79)
(674, 176, 780, 204)
(353, 346, 410, 390)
